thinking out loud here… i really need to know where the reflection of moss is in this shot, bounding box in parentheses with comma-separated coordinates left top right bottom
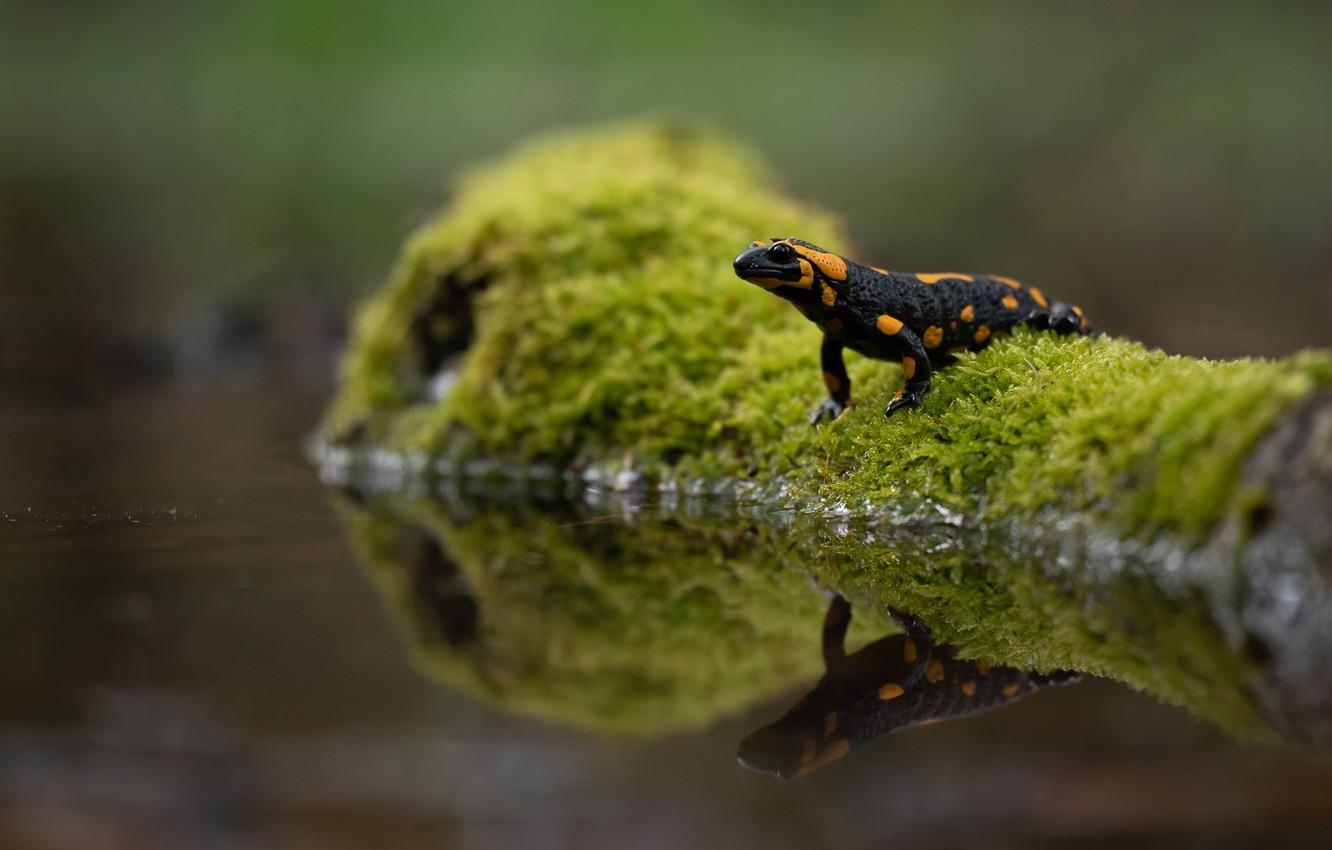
(806, 517, 1272, 740)
(322, 118, 1332, 744)
(340, 495, 887, 735)
(340, 492, 1269, 740)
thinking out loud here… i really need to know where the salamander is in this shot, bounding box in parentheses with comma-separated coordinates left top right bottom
(732, 238, 1093, 423)
(737, 595, 1080, 779)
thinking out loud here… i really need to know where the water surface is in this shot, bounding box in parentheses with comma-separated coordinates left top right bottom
(4, 381, 1331, 849)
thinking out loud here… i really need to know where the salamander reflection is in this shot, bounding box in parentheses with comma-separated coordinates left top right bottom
(738, 595, 1081, 779)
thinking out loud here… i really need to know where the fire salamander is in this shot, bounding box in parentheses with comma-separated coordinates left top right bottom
(732, 238, 1092, 423)
(737, 595, 1080, 779)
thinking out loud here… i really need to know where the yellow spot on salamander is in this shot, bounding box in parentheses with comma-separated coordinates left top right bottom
(823, 713, 838, 737)
(925, 660, 945, 684)
(917, 272, 974, 285)
(821, 282, 837, 307)
(960, 681, 977, 697)
(802, 738, 850, 773)
(795, 258, 814, 288)
(800, 735, 816, 767)
(822, 371, 841, 394)
(1029, 287, 1049, 308)
(992, 275, 1022, 289)
(1001, 294, 1020, 310)
(975, 325, 991, 343)
(871, 266, 889, 275)
(1002, 682, 1021, 698)
(790, 243, 848, 281)
(922, 326, 943, 348)
(975, 660, 991, 675)
(959, 304, 975, 322)
(902, 356, 916, 381)
(876, 314, 904, 336)
(903, 638, 918, 663)
(749, 240, 768, 248)
(878, 682, 905, 701)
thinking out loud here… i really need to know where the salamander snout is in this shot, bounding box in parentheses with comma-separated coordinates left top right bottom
(733, 240, 804, 289)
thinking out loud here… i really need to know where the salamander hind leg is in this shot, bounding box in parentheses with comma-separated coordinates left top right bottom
(1030, 669, 1083, 687)
(885, 606, 934, 692)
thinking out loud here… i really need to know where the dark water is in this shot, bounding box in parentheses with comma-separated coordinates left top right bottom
(4, 381, 1332, 850)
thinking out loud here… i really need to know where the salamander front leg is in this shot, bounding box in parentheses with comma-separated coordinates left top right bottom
(810, 333, 853, 425)
(821, 594, 852, 669)
(884, 328, 932, 417)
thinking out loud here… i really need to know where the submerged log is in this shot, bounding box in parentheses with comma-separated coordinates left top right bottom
(319, 119, 1332, 747)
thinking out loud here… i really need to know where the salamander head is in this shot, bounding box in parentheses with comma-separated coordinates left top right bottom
(736, 680, 855, 779)
(733, 238, 849, 292)
(737, 712, 852, 780)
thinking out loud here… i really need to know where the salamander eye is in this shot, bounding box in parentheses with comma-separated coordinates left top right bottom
(768, 243, 795, 262)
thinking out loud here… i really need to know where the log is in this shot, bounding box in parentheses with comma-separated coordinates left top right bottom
(317, 119, 1332, 746)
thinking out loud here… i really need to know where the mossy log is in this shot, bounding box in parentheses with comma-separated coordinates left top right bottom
(320, 119, 1332, 747)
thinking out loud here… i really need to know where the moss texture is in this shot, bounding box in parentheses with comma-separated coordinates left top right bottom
(322, 118, 1332, 742)
(325, 116, 842, 464)
(326, 118, 1330, 541)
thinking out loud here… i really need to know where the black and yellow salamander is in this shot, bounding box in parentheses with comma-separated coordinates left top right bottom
(737, 595, 1081, 779)
(732, 238, 1092, 423)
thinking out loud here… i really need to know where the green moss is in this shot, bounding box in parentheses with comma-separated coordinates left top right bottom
(786, 335, 1330, 540)
(326, 116, 844, 464)
(326, 117, 1331, 542)
(321, 117, 1332, 742)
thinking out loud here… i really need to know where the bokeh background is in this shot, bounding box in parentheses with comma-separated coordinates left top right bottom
(4, 2, 1332, 849)
(4, 0, 1331, 389)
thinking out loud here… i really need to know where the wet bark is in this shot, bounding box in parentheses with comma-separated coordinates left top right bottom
(1234, 391, 1332, 749)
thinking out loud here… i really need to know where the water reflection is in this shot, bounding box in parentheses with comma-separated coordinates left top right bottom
(333, 488, 836, 736)
(739, 595, 1080, 779)
(6, 380, 1332, 848)
(331, 486, 1093, 775)
(320, 415, 1316, 748)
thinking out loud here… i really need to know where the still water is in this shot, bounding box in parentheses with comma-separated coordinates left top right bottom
(3, 380, 1331, 850)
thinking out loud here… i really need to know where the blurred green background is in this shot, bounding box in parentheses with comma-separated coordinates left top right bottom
(2, 0, 1329, 381)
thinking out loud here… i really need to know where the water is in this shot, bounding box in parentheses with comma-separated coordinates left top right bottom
(4, 380, 1332, 850)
